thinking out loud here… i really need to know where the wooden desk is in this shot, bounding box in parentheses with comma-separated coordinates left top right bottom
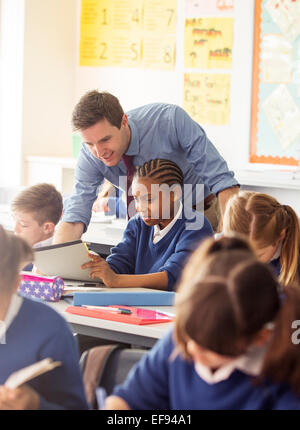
(50, 299, 174, 349)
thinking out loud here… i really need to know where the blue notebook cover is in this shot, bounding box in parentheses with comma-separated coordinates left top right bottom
(73, 291, 175, 307)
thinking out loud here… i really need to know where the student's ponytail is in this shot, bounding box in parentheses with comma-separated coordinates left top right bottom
(258, 285, 300, 395)
(280, 205, 300, 286)
(246, 194, 300, 286)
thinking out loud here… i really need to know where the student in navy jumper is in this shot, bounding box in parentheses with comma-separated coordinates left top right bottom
(81, 159, 213, 291)
(0, 225, 88, 410)
(105, 236, 300, 410)
(222, 191, 300, 286)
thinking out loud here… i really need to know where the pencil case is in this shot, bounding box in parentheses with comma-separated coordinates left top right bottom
(19, 272, 64, 302)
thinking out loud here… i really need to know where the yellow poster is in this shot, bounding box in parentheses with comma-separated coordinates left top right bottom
(80, 0, 143, 67)
(80, 0, 176, 70)
(184, 17, 234, 69)
(142, 0, 176, 69)
(183, 73, 231, 125)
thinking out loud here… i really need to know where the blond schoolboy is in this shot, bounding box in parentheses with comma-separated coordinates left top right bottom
(11, 183, 63, 248)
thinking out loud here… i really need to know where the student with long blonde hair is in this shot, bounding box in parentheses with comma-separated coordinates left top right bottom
(223, 191, 300, 286)
(105, 236, 300, 410)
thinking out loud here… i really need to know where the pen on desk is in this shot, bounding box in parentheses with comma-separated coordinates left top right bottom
(82, 305, 132, 314)
(156, 310, 175, 318)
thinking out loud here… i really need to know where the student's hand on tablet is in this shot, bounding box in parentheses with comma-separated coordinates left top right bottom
(81, 253, 118, 287)
(0, 385, 40, 410)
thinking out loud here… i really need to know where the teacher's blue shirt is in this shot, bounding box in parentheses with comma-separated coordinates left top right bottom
(63, 103, 238, 230)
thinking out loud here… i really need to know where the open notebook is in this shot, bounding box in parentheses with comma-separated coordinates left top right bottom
(5, 358, 61, 389)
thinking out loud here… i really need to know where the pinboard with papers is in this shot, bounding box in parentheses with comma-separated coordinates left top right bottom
(250, 0, 300, 166)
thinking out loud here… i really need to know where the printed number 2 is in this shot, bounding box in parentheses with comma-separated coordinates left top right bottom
(99, 42, 107, 60)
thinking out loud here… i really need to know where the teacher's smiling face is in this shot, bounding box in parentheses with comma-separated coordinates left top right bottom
(81, 114, 131, 166)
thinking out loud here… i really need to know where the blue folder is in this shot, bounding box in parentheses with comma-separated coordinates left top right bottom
(73, 291, 175, 307)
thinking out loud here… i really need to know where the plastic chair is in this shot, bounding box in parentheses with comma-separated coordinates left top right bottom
(80, 344, 147, 409)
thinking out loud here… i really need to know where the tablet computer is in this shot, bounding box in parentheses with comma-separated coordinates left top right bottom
(34, 240, 102, 282)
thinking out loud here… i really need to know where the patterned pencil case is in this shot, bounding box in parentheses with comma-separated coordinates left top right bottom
(19, 272, 64, 302)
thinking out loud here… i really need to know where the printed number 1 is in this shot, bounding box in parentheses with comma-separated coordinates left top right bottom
(102, 8, 108, 25)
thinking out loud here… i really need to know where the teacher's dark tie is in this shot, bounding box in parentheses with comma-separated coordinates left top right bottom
(122, 154, 136, 218)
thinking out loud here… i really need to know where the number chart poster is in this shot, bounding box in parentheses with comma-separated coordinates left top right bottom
(79, 0, 177, 70)
(250, 0, 300, 165)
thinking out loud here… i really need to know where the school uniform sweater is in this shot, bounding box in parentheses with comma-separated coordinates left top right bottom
(106, 209, 213, 291)
(113, 330, 300, 410)
(0, 295, 88, 410)
(270, 256, 300, 280)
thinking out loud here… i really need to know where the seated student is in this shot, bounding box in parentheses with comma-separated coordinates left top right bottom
(81, 159, 213, 291)
(11, 183, 63, 248)
(105, 236, 300, 410)
(0, 225, 88, 410)
(222, 191, 300, 286)
(92, 180, 126, 219)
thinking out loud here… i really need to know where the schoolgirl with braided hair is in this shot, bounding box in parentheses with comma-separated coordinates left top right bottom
(82, 159, 213, 290)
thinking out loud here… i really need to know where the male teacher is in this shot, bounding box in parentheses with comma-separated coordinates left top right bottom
(54, 90, 239, 243)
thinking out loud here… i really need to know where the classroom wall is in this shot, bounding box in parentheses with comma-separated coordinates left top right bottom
(21, 0, 77, 183)
(12, 0, 300, 215)
(0, 0, 24, 187)
(74, 0, 254, 174)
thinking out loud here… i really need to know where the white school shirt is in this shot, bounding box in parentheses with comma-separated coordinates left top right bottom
(194, 344, 268, 385)
(33, 236, 53, 249)
(153, 202, 183, 244)
(270, 241, 282, 261)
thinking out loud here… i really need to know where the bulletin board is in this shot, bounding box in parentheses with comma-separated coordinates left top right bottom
(250, 0, 300, 166)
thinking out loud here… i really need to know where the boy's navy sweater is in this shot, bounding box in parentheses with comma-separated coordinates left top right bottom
(106, 209, 213, 290)
(113, 330, 300, 410)
(0, 297, 88, 410)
